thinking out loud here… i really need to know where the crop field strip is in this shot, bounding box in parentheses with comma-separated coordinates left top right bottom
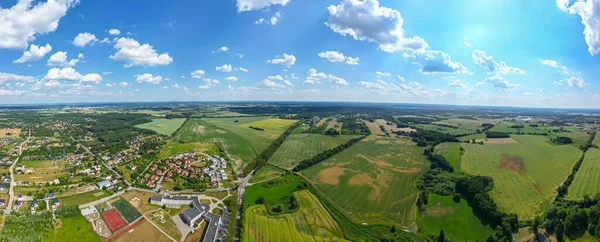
(567, 148, 600, 199)
(134, 118, 187, 136)
(420, 194, 494, 241)
(268, 133, 359, 170)
(300, 135, 427, 226)
(243, 190, 347, 242)
(461, 135, 582, 218)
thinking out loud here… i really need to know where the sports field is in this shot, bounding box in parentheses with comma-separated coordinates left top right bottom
(102, 209, 127, 232)
(300, 136, 427, 226)
(421, 194, 494, 241)
(249, 165, 284, 184)
(268, 134, 359, 170)
(135, 118, 186, 135)
(568, 148, 600, 199)
(243, 190, 346, 242)
(113, 198, 142, 223)
(461, 135, 582, 218)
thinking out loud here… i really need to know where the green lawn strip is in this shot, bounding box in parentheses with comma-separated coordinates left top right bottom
(55, 213, 100, 242)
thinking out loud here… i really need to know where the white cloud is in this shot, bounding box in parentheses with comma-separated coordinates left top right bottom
(376, 71, 391, 77)
(236, 0, 290, 12)
(227, 84, 234, 90)
(161, 86, 168, 89)
(565, 76, 586, 87)
(105, 83, 114, 88)
(203, 78, 220, 86)
(541, 59, 571, 75)
(303, 68, 348, 85)
(326, 0, 428, 53)
(359, 79, 427, 95)
(237, 53, 244, 58)
(135, 73, 163, 84)
(554, 81, 563, 86)
(476, 81, 485, 86)
(262, 79, 286, 88)
(283, 80, 294, 86)
(172, 83, 181, 88)
(235, 67, 249, 72)
(198, 85, 209, 89)
(540, 88, 548, 92)
(13, 43, 52, 63)
(0, 0, 78, 49)
(103, 72, 112, 76)
(73, 32, 98, 47)
(216, 64, 233, 72)
(190, 70, 205, 79)
(42, 67, 102, 85)
(558, 0, 600, 55)
(317, 51, 360, 65)
(463, 36, 472, 47)
(0, 72, 35, 85)
(485, 76, 522, 89)
(405, 50, 468, 74)
(225, 76, 238, 82)
(219, 46, 229, 52)
(110, 37, 173, 67)
(268, 53, 296, 67)
(397, 75, 406, 82)
(77, 53, 84, 59)
(47, 51, 80, 67)
(524, 92, 534, 96)
(108, 29, 121, 36)
(267, 75, 284, 81)
(472, 49, 525, 74)
(119, 82, 129, 87)
(255, 12, 281, 25)
(345, 56, 359, 65)
(448, 79, 468, 88)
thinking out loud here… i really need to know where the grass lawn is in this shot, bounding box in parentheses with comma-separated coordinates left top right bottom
(148, 209, 181, 240)
(435, 142, 462, 170)
(114, 220, 171, 242)
(461, 135, 582, 218)
(244, 174, 302, 210)
(243, 190, 346, 242)
(135, 118, 187, 136)
(14, 159, 67, 182)
(121, 190, 161, 213)
(55, 214, 100, 242)
(421, 194, 494, 241)
(300, 135, 428, 227)
(268, 134, 359, 170)
(59, 190, 108, 207)
(249, 165, 285, 184)
(568, 148, 600, 199)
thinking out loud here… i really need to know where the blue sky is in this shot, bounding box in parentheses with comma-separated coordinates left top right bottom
(1, 0, 599, 108)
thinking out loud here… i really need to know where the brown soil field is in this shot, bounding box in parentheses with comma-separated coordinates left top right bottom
(114, 221, 171, 242)
(498, 154, 525, 172)
(317, 166, 346, 185)
(0, 129, 21, 137)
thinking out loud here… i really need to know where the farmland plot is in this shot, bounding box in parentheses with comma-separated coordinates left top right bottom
(269, 134, 358, 170)
(568, 148, 600, 199)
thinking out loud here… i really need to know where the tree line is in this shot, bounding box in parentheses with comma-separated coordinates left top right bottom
(246, 121, 303, 174)
(293, 136, 365, 171)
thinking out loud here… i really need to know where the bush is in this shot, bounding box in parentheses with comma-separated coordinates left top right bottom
(486, 131, 510, 138)
(453, 193, 461, 203)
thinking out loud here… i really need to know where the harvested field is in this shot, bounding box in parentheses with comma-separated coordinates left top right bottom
(102, 209, 127, 232)
(0, 128, 21, 137)
(485, 138, 519, 144)
(461, 135, 582, 218)
(301, 135, 427, 226)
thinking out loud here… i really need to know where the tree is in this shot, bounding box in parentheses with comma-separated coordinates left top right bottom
(453, 193, 461, 203)
(532, 215, 540, 234)
(438, 230, 446, 242)
(255, 196, 265, 204)
(390, 225, 396, 233)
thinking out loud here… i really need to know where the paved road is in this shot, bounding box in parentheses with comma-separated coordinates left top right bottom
(234, 170, 254, 242)
(5, 130, 30, 214)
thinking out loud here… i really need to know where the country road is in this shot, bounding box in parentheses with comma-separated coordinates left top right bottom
(234, 170, 254, 242)
(5, 129, 30, 214)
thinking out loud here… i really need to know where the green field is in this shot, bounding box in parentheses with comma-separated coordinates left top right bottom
(461, 135, 582, 218)
(135, 118, 187, 135)
(173, 117, 296, 168)
(113, 198, 142, 223)
(158, 141, 218, 158)
(55, 214, 100, 242)
(243, 190, 346, 242)
(568, 148, 600, 199)
(244, 174, 303, 209)
(421, 194, 494, 241)
(416, 124, 474, 136)
(433, 118, 502, 131)
(60, 190, 108, 207)
(249, 165, 285, 184)
(269, 134, 359, 170)
(435, 142, 462, 170)
(300, 136, 427, 227)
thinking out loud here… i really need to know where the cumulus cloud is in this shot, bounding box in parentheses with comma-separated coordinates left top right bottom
(225, 76, 238, 82)
(304, 68, 348, 85)
(216, 64, 233, 72)
(448, 79, 468, 88)
(255, 12, 281, 25)
(119, 82, 129, 87)
(376, 71, 391, 77)
(110, 37, 173, 67)
(557, 0, 600, 55)
(108, 29, 120, 36)
(218, 46, 229, 52)
(0, 0, 79, 49)
(326, 0, 428, 53)
(345, 56, 359, 65)
(472, 49, 525, 75)
(267, 53, 296, 67)
(406, 50, 468, 74)
(262, 79, 286, 88)
(463, 36, 472, 47)
(397, 75, 406, 82)
(236, 0, 290, 12)
(485, 76, 522, 89)
(42, 67, 102, 85)
(47, 51, 80, 67)
(0, 72, 36, 85)
(73, 32, 98, 47)
(359, 79, 427, 95)
(135, 73, 163, 84)
(190, 70, 205, 79)
(541, 59, 571, 75)
(565, 76, 587, 87)
(235, 67, 249, 72)
(13, 44, 52, 63)
(317, 51, 360, 65)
